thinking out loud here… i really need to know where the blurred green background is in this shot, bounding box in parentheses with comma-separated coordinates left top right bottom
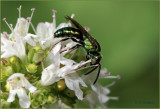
(1, 1, 159, 108)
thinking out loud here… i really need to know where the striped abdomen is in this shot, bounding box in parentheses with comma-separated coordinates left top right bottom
(54, 27, 83, 40)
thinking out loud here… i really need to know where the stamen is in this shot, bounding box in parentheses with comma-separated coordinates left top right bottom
(106, 81, 116, 87)
(117, 75, 120, 79)
(41, 60, 44, 70)
(52, 15, 56, 18)
(3, 18, 14, 32)
(31, 8, 35, 11)
(26, 17, 30, 22)
(52, 9, 56, 18)
(52, 9, 57, 13)
(105, 75, 120, 79)
(3, 18, 6, 21)
(31, 22, 37, 34)
(79, 59, 91, 68)
(74, 64, 98, 72)
(10, 24, 13, 28)
(52, 9, 56, 31)
(28, 8, 35, 25)
(82, 59, 92, 65)
(3, 32, 9, 39)
(17, 5, 22, 18)
(96, 64, 99, 66)
(67, 49, 71, 53)
(109, 96, 119, 100)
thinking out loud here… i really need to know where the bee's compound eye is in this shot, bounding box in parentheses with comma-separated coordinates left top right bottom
(95, 56, 98, 59)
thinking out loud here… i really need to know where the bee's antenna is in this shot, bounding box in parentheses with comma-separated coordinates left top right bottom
(65, 15, 71, 21)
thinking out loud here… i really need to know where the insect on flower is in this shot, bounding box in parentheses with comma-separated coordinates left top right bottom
(54, 16, 102, 84)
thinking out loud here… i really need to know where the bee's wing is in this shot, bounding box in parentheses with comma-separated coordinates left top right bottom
(65, 16, 92, 40)
(65, 16, 101, 52)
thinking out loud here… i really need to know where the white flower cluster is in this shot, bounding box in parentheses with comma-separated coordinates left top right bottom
(1, 6, 120, 108)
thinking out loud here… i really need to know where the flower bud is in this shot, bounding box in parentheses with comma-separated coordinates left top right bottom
(57, 80, 66, 91)
(1, 66, 14, 81)
(31, 90, 47, 108)
(5, 83, 10, 91)
(47, 95, 56, 104)
(28, 48, 35, 63)
(31, 99, 40, 108)
(32, 52, 44, 64)
(9, 56, 19, 64)
(26, 63, 37, 73)
(9, 56, 21, 72)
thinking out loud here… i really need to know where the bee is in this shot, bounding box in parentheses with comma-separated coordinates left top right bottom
(54, 16, 102, 84)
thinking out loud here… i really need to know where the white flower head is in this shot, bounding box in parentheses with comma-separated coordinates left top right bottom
(7, 73, 36, 108)
(1, 6, 120, 108)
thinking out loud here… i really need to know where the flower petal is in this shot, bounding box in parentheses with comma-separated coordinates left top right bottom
(1, 34, 26, 61)
(22, 78, 37, 93)
(17, 88, 31, 108)
(52, 43, 61, 55)
(14, 18, 29, 36)
(44, 43, 61, 68)
(7, 73, 24, 81)
(7, 90, 17, 102)
(41, 64, 60, 86)
(60, 57, 76, 66)
(65, 73, 87, 100)
(24, 33, 37, 46)
(36, 22, 54, 40)
(91, 83, 110, 103)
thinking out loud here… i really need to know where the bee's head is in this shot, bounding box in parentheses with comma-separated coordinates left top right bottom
(87, 52, 102, 65)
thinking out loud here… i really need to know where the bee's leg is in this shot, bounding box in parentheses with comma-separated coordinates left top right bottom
(84, 66, 98, 75)
(55, 38, 70, 45)
(93, 63, 101, 84)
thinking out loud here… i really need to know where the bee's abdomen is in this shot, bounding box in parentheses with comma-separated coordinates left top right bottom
(54, 27, 83, 40)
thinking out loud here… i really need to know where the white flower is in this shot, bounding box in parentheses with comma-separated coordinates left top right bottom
(7, 73, 36, 108)
(83, 69, 119, 108)
(1, 33, 26, 61)
(41, 43, 90, 100)
(85, 82, 118, 108)
(1, 6, 36, 61)
(14, 18, 29, 37)
(33, 10, 75, 49)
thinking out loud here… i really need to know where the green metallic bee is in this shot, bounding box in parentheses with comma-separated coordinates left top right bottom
(54, 16, 102, 84)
